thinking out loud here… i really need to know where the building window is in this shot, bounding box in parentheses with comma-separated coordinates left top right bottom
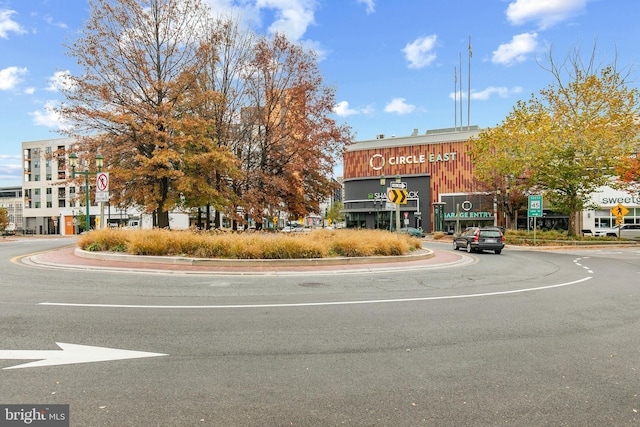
(46, 201, 52, 208)
(35, 202, 41, 208)
(58, 200, 66, 208)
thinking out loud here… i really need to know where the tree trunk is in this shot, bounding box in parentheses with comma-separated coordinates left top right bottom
(156, 209, 170, 228)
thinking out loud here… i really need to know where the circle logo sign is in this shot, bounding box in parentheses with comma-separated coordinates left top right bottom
(461, 200, 472, 211)
(369, 154, 385, 171)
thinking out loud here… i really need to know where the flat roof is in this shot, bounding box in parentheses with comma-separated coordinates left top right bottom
(347, 126, 480, 152)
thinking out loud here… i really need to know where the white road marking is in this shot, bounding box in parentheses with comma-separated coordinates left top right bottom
(1, 342, 167, 370)
(39, 276, 593, 309)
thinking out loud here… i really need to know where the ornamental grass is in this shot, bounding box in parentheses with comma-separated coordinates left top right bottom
(77, 228, 423, 259)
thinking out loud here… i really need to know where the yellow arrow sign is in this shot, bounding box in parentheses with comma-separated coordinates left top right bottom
(611, 203, 629, 217)
(387, 188, 407, 204)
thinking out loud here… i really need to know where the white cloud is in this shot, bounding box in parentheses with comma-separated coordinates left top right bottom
(24, 87, 35, 95)
(506, 0, 587, 30)
(402, 34, 437, 69)
(449, 86, 523, 101)
(384, 98, 415, 115)
(255, 0, 316, 41)
(0, 9, 26, 39)
(0, 160, 23, 182)
(334, 101, 358, 117)
(356, 0, 375, 14)
(30, 100, 69, 130)
(0, 66, 28, 90)
(44, 15, 68, 29)
(492, 32, 538, 66)
(46, 70, 74, 92)
(471, 86, 523, 101)
(333, 101, 374, 117)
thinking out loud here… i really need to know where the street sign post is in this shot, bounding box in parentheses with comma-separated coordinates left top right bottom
(528, 195, 543, 245)
(528, 195, 543, 217)
(95, 172, 110, 228)
(387, 184, 407, 235)
(610, 203, 629, 217)
(610, 203, 629, 235)
(95, 172, 110, 202)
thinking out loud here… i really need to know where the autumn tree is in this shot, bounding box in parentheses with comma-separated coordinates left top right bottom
(471, 47, 640, 234)
(237, 33, 353, 228)
(183, 16, 255, 228)
(0, 207, 8, 233)
(59, 0, 218, 228)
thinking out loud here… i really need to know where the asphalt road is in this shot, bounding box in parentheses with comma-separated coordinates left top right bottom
(1, 237, 640, 426)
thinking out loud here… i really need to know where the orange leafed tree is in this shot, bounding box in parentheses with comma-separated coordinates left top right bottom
(58, 0, 222, 228)
(237, 33, 353, 227)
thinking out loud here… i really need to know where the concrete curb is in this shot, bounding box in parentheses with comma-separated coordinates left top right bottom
(74, 247, 435, 267)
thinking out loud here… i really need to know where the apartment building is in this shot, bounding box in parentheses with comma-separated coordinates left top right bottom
(0, 186, 23, 233)
(21, 138, 101, 235)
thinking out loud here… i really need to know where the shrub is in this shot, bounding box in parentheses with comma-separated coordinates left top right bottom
(77, 228, 423, 259)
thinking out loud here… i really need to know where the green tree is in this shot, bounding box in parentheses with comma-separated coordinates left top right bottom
(471, 47, 640, 234)
(326, 201, 345, 225)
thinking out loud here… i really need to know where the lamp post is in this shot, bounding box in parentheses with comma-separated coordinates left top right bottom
(496, 188, 510, 229)
(69, 152, 103, 232)
(395, 175, 401, 235)
(379, 175, 386, 230)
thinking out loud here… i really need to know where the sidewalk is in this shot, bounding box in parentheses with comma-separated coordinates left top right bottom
(24, 245, 472, 275)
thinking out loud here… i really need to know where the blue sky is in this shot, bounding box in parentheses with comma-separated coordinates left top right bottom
(1, 0, 639, 186)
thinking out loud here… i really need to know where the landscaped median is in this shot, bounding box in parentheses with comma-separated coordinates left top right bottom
(76, 228, 429, 266)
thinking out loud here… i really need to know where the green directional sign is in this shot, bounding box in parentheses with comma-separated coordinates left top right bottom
(528, 195, 543, 217)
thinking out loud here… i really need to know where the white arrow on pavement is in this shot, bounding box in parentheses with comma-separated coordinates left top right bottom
(1, 342, 167, 370)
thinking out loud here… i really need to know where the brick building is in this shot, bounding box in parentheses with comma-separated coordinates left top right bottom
(342, 126, 496, 233)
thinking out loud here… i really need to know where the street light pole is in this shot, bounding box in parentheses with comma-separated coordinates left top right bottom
(379, 175, 386, 230)
(395, 175, 401, 235)
(69, 152, 103, 232)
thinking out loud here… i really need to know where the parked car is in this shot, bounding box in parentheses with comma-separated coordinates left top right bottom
(453, 227, 505, 254)
(400, 227, 425, 238)
(593, 224, 640, 238)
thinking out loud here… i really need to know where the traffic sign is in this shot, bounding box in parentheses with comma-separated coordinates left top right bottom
(96, 172, 109, 192)
(390, 182, 406, 189)
(96, 191, 110, 202)
(96, 172, 110, 202)
(528, 195, 543, 217)
(610, 203, 629, 217)
(387, 188, 407, 204)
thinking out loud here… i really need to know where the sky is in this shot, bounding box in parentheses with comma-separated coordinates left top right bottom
(1, 0, 639, 187)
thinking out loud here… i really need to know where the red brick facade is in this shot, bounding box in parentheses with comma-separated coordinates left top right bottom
(343, 139, 476, 205)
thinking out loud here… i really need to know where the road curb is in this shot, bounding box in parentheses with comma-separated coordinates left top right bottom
(74, 247, 435, 267)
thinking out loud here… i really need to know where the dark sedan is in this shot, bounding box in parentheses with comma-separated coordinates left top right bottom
(453, 227, 505, 254)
